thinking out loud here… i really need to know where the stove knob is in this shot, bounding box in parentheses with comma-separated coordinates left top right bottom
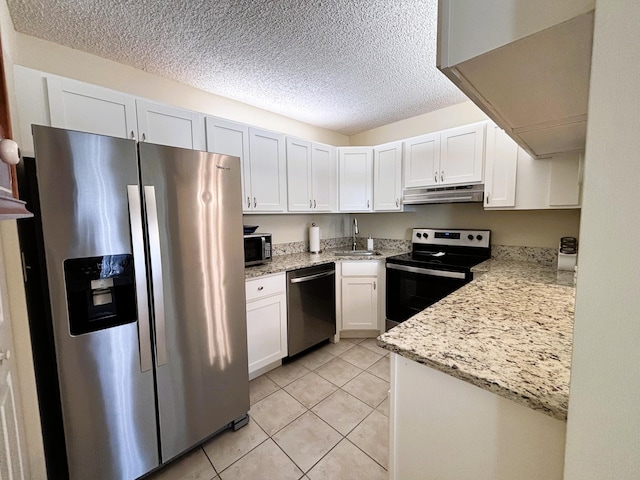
(476, 234, 483, 241)
(467, 234, 474, 240)
(416, 232, 422, 238)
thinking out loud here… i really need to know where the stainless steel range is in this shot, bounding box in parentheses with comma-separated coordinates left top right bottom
(385, 228, 491, 326)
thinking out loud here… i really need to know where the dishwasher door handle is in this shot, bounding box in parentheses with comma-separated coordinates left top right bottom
(289, 270, 335, 284)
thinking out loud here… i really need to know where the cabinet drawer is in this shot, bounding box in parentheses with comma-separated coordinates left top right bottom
(341, 261, 379, 276)
(245, 273, 286, 301)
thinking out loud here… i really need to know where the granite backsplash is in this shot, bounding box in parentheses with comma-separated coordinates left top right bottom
(272, 237, 558, 266)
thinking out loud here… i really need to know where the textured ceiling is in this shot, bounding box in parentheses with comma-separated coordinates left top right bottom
(6, 0, 468, 135)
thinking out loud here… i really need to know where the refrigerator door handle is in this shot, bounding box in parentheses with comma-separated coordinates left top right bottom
(144, 185, 168, 366)
(127, 185, 153, 373)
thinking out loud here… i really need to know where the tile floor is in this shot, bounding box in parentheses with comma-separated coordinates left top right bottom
(145, 338, 390, 480)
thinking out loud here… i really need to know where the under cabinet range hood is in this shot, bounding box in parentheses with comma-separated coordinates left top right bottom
(403, 184, 484, 205)
(437, 0, 595, 159)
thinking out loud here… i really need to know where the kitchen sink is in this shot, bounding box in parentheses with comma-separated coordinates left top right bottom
(333, 250, 380, 256)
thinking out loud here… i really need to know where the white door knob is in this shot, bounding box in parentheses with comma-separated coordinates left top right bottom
(0, 350, 10, 362)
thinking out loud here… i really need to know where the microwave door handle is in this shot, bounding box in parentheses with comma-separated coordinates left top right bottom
(144, 186, 168, 367)
(261, 236, 266, 260)
(127, 185, 153, 373)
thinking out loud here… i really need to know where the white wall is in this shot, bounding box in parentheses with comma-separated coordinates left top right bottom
(349, 101, 487, 145)
(354, 204, 580, 248)
(564, 1, 640, 478)
(243, 213, 350, 244)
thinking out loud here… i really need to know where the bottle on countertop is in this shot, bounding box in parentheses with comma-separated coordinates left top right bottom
(367, 235, 374, 251)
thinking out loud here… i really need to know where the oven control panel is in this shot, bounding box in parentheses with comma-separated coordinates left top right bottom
(412, 228, 491, 249)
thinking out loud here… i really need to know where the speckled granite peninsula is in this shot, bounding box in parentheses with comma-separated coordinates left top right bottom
(378, 258, 575, 421)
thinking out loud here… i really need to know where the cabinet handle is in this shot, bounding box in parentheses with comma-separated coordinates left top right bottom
(441, 171, 445, 182)
(486, 193, 490, 205)
(257, 286, 264, 291)
(313, 199, 316, 208)
(310, 199, 312, 208)
(0, 350, 10, 362)
(247, 197, 251, 208)
(396, 199, 399, 207)
(434, 171, 438, 182)
(253, 197, 257, 208)
(373, 281, 376, 290)
(130, 130, 136, 140)
(367, 200, 370, 208)
(142, 133, 146, 142)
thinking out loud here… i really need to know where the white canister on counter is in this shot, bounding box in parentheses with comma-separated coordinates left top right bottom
(309, 223, 320, 253)
(367, 235, 374, 251)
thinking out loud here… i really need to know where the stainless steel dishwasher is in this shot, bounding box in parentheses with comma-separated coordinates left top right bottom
(286, 262, 336, 357)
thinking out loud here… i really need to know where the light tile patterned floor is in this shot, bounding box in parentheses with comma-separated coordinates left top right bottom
(144, 338, 389, 480)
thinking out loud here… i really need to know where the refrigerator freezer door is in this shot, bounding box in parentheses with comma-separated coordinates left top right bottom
(31, 126, 159, 480)
(138, 143, 249, 462)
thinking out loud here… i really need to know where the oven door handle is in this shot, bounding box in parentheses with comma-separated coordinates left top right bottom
(386, 263, 466, 280)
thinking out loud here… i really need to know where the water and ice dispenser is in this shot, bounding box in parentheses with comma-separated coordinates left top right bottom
(63, 254, 137, 335)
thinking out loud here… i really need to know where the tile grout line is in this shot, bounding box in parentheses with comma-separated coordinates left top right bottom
(238, 339, 389, 477)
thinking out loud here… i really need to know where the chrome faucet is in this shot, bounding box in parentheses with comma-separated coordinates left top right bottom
(352, 218, 359, 251)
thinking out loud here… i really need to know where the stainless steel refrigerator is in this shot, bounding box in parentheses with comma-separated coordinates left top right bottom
(19, 125, 249, 480)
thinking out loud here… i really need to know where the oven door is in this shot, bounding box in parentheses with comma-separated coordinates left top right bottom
(385, 263, 470, 324)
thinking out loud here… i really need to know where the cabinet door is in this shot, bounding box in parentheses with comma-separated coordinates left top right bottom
(338, 147, 373, 212)
(136, 99, 204, 150)
(548, 153, 582, 207)
(341, 277, 378, 330)
(47, 75, 137, 139)
(205, 116, 252, 211)
(286, 137, 312, 212)
(374, 141, 403, 211)
(311, 143, 337, 212)
(484, 124, 518, 208)
(403, 133, 440, 188)
(440, 122, 485, 185)
(246, 294, 287, 375)
(248, 128, 287, 212)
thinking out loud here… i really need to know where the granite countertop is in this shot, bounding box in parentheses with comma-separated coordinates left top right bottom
(244, 248, 407, 279)
(378, 258, 575, 421)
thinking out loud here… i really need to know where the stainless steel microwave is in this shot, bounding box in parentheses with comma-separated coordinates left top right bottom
(244, 233, 272, 266)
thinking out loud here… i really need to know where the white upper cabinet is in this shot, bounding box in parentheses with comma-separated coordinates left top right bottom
(248, 128, 287, 212)
(338, 147, 374, 212)
(437, 0, 594, 158)
(403, 122, 484, 189)
(47, 75, 205, 150)
(311, 143, 337, 212)
(484, 132, 582, 210)
(439, 122, 485, 185)
(404, 132, 440, 188)
(548, 153, 582, 207)
(286, 138, 336, 212)
(136, 99, 204, 150)
(484, 124, 518, 208)
(373, 141, 403, 211)
(286, 137, 313, 212)
(205, 116, 252, 211)
(47, 75, 137, 140)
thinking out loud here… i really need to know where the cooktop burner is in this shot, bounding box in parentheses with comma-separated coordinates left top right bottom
(387, 251, 489, 270)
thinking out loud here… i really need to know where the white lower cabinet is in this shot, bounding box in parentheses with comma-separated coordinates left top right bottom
(390, 354, 566, 479)
(245, 273, 287, 379)
(338, 261, 383, 334)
